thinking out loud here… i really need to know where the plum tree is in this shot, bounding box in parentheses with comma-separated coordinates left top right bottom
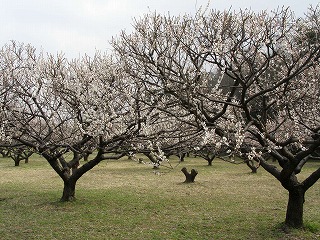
(0, 42, 143, 201)
(112, 6, 320, 228)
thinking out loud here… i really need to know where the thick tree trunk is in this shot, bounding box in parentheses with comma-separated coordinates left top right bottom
(61, 180, 76, 202)
(181, 167, 198, 183)
(285, 187, 305, 228)
(14, 160, 20, 166)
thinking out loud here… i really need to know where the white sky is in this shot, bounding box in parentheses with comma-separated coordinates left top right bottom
(0, 0, 318, 59)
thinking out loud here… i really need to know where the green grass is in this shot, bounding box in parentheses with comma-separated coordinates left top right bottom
(0, 155, 319, 240)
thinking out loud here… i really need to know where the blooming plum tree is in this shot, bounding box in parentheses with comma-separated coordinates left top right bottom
(221, 7, 320, 228)
(0, 42, 143, 201)
(112, 6, 320, 228)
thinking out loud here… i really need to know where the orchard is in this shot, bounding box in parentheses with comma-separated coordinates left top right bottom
(1, 5, 319, 231)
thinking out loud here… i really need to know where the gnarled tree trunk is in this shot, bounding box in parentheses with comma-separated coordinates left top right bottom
(61, 179, 77, 202)
(285, 186, 305, 228)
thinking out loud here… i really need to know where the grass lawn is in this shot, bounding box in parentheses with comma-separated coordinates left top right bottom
(0, 154, 319, 240)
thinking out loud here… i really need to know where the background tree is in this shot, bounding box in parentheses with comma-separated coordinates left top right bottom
(131, 109, 201, 169)
(6, 145, 34, 166)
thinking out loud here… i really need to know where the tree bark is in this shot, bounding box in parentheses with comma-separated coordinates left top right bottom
(61, 180, 76, 202)
(245, 159, 260, 173)
(285, 187, 305, 228)
(178, 152, 186, 162)
(181, 167, 198, 183)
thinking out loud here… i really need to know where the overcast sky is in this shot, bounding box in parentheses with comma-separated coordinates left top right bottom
(0, 0, 318, 59)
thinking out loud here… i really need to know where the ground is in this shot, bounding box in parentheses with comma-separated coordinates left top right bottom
(0, 155, 319, 239)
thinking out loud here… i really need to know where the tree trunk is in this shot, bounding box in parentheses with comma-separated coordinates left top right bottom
(250, 167, 257, 174)
(246, 159, 259, 173)
(181, 167, 198, 183)
(285, 187, 305, 228)
(14, 160, 20, 166)
(178, 153, 186, 162)
(61, 180, 76, 202)
(71, 161, 79, 174)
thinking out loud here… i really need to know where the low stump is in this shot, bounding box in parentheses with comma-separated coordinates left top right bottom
(181, 167, 198, 183)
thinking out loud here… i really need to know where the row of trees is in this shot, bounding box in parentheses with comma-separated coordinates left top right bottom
(1, 6, 319, 228)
